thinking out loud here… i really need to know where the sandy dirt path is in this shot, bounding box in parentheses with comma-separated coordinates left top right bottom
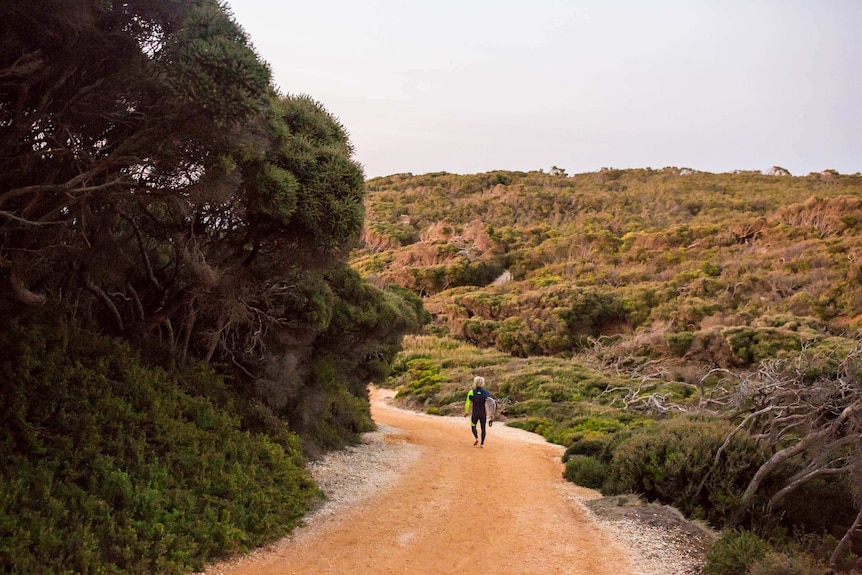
(214, 388, 633, 575)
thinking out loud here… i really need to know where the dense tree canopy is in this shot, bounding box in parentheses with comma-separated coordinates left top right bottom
(1, 0, 424, 438)
(1, 0, 270, 313)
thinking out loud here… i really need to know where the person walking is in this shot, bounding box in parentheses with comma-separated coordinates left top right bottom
(465, 376, 494, 447)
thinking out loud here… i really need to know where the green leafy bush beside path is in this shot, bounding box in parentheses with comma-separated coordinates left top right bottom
(0, 322, 317, 574)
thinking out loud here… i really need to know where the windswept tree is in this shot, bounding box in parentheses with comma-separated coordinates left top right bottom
(1, 0, 426, 445)
(0, 0, 271, 314)
(695, 346, 862, 567)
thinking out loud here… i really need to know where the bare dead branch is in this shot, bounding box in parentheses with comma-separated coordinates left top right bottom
(119, 211, 160, 290)
(722, 344, 862, 526)
(83, 272, 124, 332)
(9, 269, 46, 305)
(830, 504, 862, 569)
(0, 210, 66, 226)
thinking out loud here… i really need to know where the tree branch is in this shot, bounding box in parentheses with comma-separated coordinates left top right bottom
(0, 210, 66, 227)
(82, 272, 124, 332)
(830, 504, 862, 569)
(119, 211, 161, 290)
(768, 465, 849, 508)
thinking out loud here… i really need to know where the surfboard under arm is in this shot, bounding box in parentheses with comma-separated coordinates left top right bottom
(485, 397, 497, 420)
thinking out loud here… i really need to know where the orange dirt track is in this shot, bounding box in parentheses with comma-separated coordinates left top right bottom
(212, 388, 633, 575)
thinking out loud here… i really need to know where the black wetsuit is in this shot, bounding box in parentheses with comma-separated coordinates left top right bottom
(466, 386, 492, 444)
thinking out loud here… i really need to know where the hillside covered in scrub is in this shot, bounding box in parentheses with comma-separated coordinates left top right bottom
(351, 168, 862, 573)
(356, 168, 862, 362)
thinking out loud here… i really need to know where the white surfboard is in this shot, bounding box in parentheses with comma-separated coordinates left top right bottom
(485, 397, 497, 423)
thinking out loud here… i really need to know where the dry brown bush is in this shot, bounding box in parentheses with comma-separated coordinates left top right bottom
(773, 195, 862, 237)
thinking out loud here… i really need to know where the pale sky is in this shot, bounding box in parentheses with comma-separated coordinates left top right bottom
(226, 0, 862, 179)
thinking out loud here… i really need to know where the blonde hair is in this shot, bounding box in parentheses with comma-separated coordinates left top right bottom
(473, 376, 485, 387)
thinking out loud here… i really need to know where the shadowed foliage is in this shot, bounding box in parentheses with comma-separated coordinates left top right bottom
(0, 2, 426, 572)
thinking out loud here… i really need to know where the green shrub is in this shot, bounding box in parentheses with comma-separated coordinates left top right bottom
(607, 418, 763, 525)
(721, 327, 801, 364)
(563, 456, 609, 489)
(495, 317, 541, 357)
(0, 322, 317, 574)
(507, 416, 555, 438)
(399, 358, 444, 401)
(702, 261, 722, 277)
(704, 529, 771, 575)
(666, 331, 696, 356)
(776, 478, 858, 539)
(747, 551, 824, 575)
(563, 433, 613, 459)
(502, 399, 554, 417)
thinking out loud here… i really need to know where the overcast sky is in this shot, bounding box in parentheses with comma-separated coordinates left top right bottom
(226, 0, 862, 179)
